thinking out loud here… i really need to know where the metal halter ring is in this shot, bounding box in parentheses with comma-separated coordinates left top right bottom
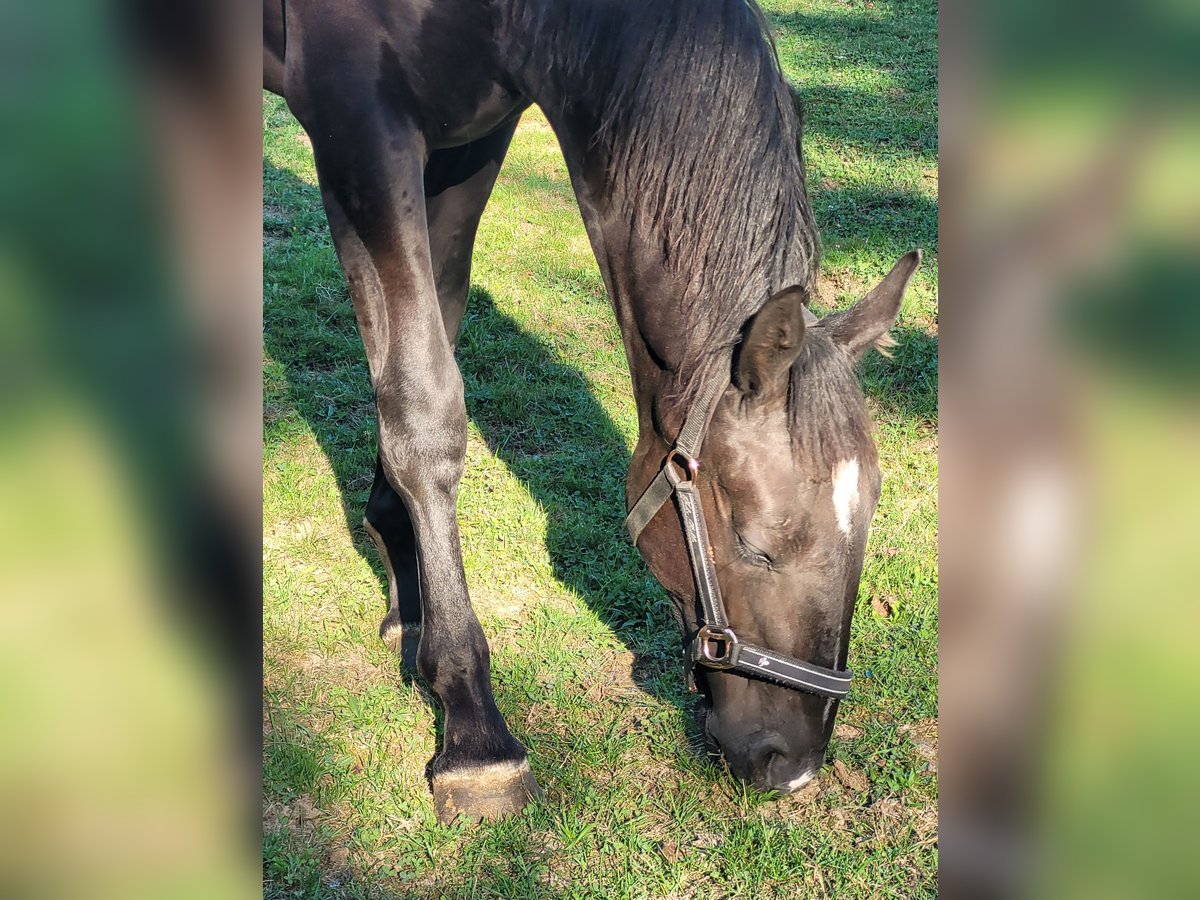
(694, 625, 740, 669)
(664, 450, 699, 486)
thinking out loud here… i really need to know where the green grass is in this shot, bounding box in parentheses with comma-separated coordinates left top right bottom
(263, 1, 937, 896)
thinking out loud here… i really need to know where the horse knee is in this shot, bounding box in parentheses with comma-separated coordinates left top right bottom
(379, 433, 465, 506)
(377, 387, 468, 499)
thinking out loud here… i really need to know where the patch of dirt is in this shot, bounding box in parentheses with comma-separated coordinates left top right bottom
(832, 758, 870, 794)
(264, 518, 310, 551)
(867, 797, 917, 846)
(691, 832, 724, 849)
(263, 794, 322, 835)
(871, 595, 895, 617)
(787, 775, 824, 805)
(814, 268, 869, 310)
(914, 433, 939, 453)
(834, 722, 864, 741)
(828, 805, 860, 837)
(911, 802, 939, 842)
(263, 203, 291, 229)
(263, 800, 287, 833)
(294, 795, 319, 825)
(481, 582, 544, 622)
(296, 648, 388, 689)
(659, 839, 682, 865)
(899, 718, 938, 772)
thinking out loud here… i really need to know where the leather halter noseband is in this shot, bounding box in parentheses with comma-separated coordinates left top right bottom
(624, 378, 853, 700)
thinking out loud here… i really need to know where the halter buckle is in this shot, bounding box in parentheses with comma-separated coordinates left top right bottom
(693, 625, 740, 670)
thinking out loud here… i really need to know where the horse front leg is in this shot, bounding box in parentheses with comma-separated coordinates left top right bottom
(296, 93, 538, 821)
(368, 119, 521, 672)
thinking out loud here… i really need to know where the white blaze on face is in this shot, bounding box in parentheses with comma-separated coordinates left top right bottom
(832, 458, 860, 537)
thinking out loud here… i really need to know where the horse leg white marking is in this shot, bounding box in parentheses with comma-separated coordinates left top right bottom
(832, 458, 860, 537)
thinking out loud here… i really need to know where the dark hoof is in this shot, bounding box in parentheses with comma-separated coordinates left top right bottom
(430, 760, 542, 824)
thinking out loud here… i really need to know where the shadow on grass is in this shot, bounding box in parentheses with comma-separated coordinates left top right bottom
(810, 184, 939, 263)
(457, 288, 690, 690)
(769, 4, 939, 105)
(263, 160, 694, 705)
(798, 82, 937, 158)
(861, 325, 939, 424)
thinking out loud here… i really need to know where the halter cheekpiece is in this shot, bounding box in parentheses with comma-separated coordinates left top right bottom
(624, 378, 854, 700)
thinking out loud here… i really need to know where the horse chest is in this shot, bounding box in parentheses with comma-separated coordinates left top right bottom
(373, 6, 527, 149)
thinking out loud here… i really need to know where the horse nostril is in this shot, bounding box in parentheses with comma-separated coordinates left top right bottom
(775, 764, 819, 793)
(747, 732, 788, 785)
(745, 733, 825, 792)
(767, 750, 825, 793)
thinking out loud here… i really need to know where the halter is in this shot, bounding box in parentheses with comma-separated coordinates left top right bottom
(624, 378, 853, 700)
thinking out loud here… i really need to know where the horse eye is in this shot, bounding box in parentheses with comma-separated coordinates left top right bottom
(735, 533, 774, 570)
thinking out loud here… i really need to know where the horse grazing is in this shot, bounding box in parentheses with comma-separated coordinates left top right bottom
(264, 0, 920, 821)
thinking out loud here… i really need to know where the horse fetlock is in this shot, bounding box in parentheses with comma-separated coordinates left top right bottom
(429, 758, 542, 824)
(379, 610, 421, 669)
(379, 609, 420, 645)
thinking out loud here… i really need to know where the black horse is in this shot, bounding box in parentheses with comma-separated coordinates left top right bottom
(264, 0, 919, 821)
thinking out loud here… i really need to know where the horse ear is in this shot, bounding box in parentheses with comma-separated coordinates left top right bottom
(735, 285, 808, 401)
(826, 250, 922, 359)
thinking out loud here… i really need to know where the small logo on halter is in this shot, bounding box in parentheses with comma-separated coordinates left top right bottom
(759, 657, 770, 667)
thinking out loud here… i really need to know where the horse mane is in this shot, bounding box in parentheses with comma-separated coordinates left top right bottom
(788, 328, 878, 470)
(514, 0, 821, 417)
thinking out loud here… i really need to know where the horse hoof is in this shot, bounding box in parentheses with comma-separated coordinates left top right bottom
(378, 613, 404, 649)
(430, 760, 542, 823)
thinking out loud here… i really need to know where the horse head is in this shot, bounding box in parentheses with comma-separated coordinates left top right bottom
(630, 251, 921, 791)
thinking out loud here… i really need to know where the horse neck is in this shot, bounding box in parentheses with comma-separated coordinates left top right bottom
(550, 130, 712, 445)
(502, 0, 816, 443)
(535, 117, 801, 449)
